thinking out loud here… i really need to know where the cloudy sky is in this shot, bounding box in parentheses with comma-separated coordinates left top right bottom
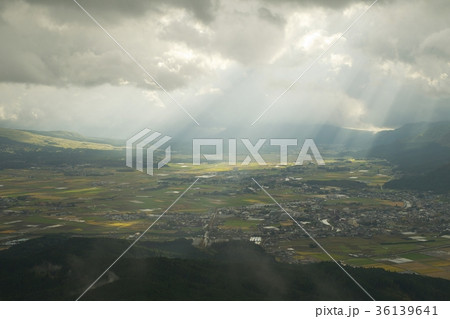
(0, 0, 449, 138)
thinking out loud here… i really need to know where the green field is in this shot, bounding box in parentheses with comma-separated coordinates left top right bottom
(1, 157, 449, 280)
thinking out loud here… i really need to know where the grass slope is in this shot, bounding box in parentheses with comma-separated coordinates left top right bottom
(0, 127, 118, 150)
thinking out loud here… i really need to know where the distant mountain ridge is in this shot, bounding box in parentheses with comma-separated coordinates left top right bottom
(0, 127, 118, 150)
(3, 121, 449, 153)
(171, 123, 375, 150)
(369, 121, 450, 170)
(372, 121, 450, 148)
(26, 129, 123, 147)
(368, 121, 450, 193)
(0, 127, 123, 169)
(1, 122, 450, 193)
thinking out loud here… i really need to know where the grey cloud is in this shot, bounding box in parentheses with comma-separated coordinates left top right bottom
(258, 7, 285, 25)
(0, 0, 216, 89)
(158, 19, 211, 48)
(420, 28, 450, 58)
(4, 0, 218, 24)
(345, 0, 450, 98)
(0, 0, 449, 137)
(262, 0, 380, 9)
(0, 0, 289, 89)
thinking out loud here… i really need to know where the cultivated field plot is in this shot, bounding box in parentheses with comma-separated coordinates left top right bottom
(1, 159, 449, 281)
(277, 235, 450, 280)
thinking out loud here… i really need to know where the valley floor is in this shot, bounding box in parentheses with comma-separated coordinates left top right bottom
(1, 159, 450, 287)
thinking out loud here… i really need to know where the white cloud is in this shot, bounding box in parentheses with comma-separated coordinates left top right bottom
(328, 53, 353, 72)
(195, 87, 222, 96)
(142, 91, 166, 108)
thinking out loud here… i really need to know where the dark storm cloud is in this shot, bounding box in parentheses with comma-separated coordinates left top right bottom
(5, 0, 218, 23)
(262, 0, 383, 9)
(258, 7, 285, 25)
(0, 0, 221, 89)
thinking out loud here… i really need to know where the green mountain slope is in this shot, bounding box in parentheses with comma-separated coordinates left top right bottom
(0, 127, 118, 150)
(373, 121, 450, 148)
(369, 121, 450, 172)
(385, 163, 450, 193)
(26, 129, 123, 146)
(0, 127, 124, 169)
(369, 121, 450, 192)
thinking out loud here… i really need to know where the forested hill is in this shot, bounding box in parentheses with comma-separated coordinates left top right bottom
(369, 121, 450, 193)
(1, 236, 449, 301)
